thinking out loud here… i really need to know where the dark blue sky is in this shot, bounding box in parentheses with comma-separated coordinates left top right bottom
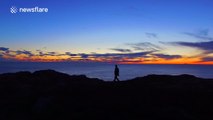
(0, 0, 213, 63)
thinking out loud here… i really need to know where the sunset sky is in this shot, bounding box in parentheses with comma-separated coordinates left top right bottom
(0, 0, 213, 64)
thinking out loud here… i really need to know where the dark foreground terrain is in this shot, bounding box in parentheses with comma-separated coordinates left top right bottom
(0, 70, 213, 120)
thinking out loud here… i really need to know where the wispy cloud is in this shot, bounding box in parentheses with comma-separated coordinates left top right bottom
(47, 52, 57, 56)
(15, 50, 34, 56)
(183, 32, 213, 41)
(175, 41, 213, 52)
(169, 39, 213, 63)
(0, 47, 155, 63)
(152, 54, 182, 60)
(65, 52, 77, 56)
(145, 33, 158, 38)
(79, 53, 89, 58)
(183, 29, 213, 41)
(1, 44, 211, 64)
(110, 48, 132, 53)
(197, 29, 209, 36)
(0, 47, 9, 51)
(127, 42, 161, 51)
(90, 51, 152, 58)
(201, 57, 213, 62)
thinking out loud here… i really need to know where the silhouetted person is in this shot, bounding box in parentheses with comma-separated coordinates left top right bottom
(114, 65, 119, 82)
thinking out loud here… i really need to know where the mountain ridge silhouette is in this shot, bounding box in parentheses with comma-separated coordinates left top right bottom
(0, 69, 213, 120)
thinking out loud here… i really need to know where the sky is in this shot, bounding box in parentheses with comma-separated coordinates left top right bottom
(0, 0, 213, 64)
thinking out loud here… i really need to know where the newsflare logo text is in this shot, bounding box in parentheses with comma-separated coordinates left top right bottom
(10, 6, 48, 14)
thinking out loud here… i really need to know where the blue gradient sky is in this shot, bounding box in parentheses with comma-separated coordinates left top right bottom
(0, 0, 213, 63)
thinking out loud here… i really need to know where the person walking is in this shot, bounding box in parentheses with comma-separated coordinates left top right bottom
(114, 65, 119, 82)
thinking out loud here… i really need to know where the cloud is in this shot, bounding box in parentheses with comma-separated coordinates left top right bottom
(89, 52, 184, 63)
(152, 54, 182, 60)
(201, 57, 213, 62)
(36, 51, 58, 56)
(38, 51, 44, 56)
(0, 47, 9, 51)
(91, 51, 153, 58)
(175, 41, 213, 52)
(65, 52, 77, 56)
(110, 48, 132, 53)
(198, 29, 209, 36)
(145, 33, 158, 38)
(0, 45, 195, 63)
(36, 51, 61, 56)
(88, 51, 153, 63)
(127, 42, 161, 51)
(183, 32, 213, 41)
(47, 52, 57, 56)
(15, 50, 34, 56)
(79, 53, 89, 58)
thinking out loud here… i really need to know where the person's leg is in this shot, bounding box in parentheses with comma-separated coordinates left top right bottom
(113, 76, 116, 82)
(115, 75, 118, 81)
(116, 76, 119, 81)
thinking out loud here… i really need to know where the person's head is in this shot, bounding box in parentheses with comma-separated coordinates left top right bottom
(115, 65, 118, 68)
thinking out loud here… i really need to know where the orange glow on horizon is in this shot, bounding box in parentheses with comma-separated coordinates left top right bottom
(2, 54, 213, 65)
(1, 50, 213, 64)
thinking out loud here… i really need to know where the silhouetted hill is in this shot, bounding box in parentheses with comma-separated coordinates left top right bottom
(0, 70, 213, 120)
